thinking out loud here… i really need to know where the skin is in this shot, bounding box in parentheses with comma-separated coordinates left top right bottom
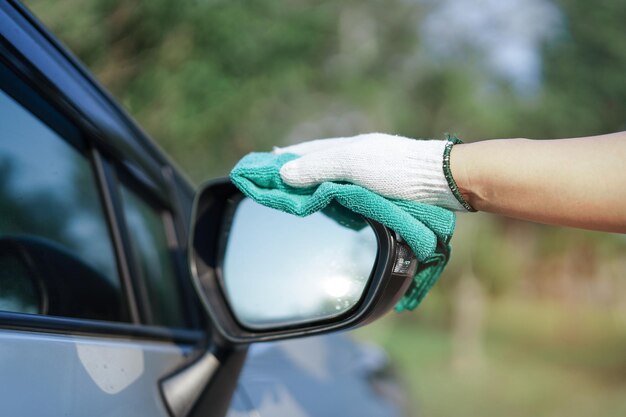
(450, 132, 626, 233)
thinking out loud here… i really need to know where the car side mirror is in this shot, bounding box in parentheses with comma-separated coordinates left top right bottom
(189, 178, 418, 343)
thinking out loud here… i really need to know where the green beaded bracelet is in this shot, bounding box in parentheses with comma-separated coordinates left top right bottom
(443, 135, 476, 212)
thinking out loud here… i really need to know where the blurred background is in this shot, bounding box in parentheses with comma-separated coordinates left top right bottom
(24, 0, 626, 415)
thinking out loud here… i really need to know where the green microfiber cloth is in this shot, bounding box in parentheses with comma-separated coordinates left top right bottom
(230, 152, 456, 311)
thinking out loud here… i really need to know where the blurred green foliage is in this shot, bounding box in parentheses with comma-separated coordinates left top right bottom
(355, 297, 626, 417)
(25, 0, 626, 182)
(24, 0, 626, 415)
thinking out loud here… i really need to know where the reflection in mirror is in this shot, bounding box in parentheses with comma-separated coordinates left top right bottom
(222, 198, 378, 330)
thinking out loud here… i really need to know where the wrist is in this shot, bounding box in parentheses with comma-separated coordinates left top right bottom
(449, 141, 487, 211)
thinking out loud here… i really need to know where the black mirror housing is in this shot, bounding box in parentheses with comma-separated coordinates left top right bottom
(189, 178, 417, 344)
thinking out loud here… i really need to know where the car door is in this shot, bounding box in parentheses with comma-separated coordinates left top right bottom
(0, 3, 218, 416)
(0, 3, 408, 417)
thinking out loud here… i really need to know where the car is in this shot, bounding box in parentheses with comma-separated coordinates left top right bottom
(0, 1, 410, 416)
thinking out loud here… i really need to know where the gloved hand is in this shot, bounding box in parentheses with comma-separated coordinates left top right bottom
(273, 133, 470, 211)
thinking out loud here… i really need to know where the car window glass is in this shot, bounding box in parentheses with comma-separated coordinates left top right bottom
(120, 185, 186, 327)
(0, 88, 126, 321)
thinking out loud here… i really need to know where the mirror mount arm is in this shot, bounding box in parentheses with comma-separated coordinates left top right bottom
(160, 342, 249, 417)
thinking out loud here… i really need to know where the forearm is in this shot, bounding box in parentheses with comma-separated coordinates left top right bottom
(451, 132, 626, 233)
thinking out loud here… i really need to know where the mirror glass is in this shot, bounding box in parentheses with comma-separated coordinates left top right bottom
(222, 198, 378, 329)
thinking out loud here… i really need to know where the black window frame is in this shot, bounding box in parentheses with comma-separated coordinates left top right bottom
(0, 32, 203, 344)
(110, 160, 200, 329)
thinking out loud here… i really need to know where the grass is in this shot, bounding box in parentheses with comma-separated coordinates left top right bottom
(352, 295, 626, 417)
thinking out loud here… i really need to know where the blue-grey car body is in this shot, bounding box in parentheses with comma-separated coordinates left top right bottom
(0, 1, 408, 416)
(232, 333, 404, 417)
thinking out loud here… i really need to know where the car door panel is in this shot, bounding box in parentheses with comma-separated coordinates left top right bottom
(0, 4, 211, 417)
(0, 330, 192, 416)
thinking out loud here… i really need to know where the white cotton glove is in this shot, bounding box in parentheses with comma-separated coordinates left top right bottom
(273, 133, 468, 211)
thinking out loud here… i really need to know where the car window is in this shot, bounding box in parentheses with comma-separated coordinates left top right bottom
(0, 87, 127, 321)
(120, 184, 186, 327)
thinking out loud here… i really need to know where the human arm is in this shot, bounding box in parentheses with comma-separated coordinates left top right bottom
(451, 132, 626, 233)
(276, 132, 626, 233)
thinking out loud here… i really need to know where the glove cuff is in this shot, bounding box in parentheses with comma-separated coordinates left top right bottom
(402, 138, 469, 211)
